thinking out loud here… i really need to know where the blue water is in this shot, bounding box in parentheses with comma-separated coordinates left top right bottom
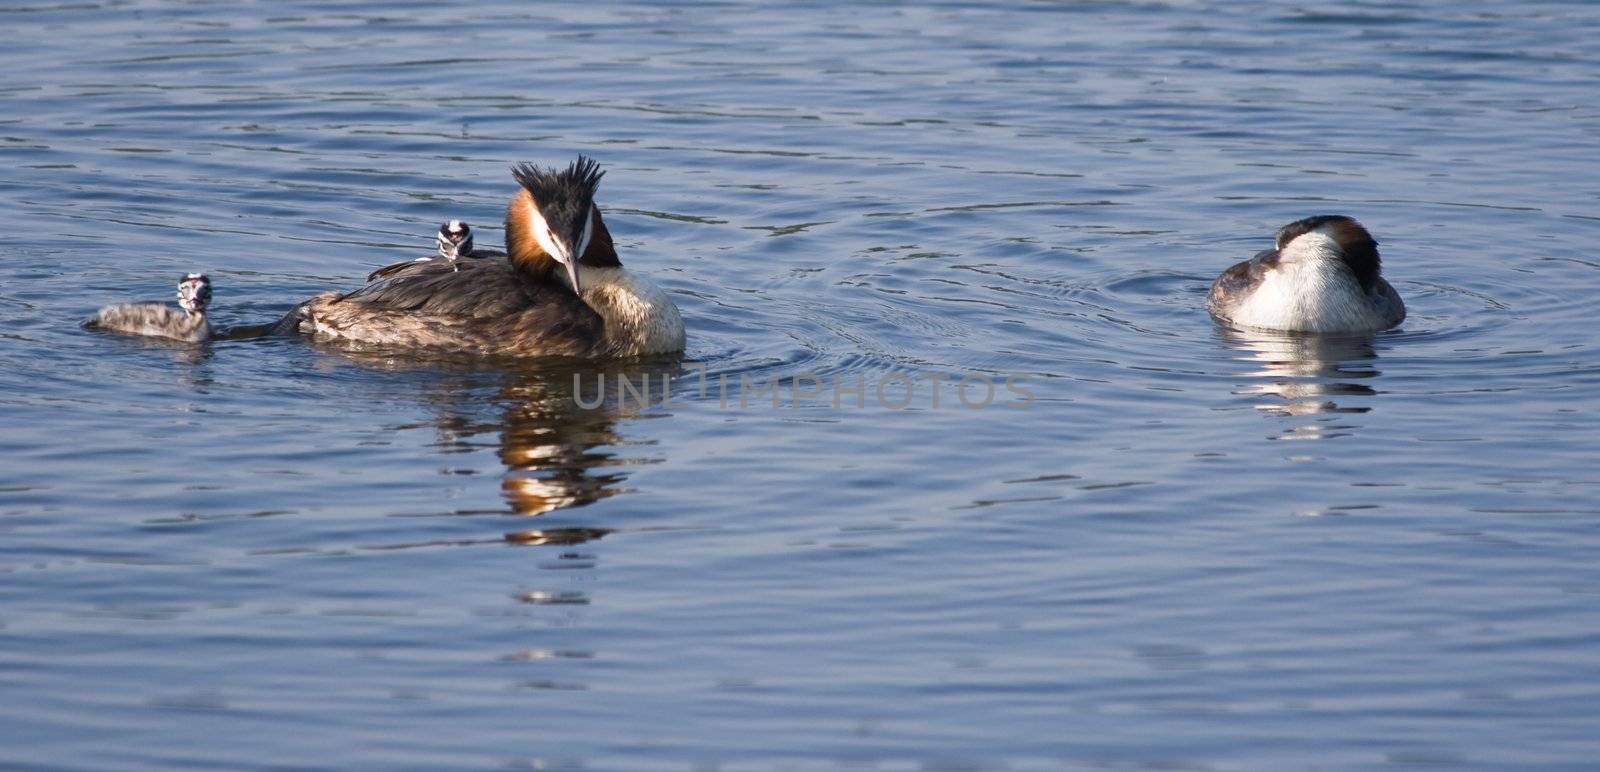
(4, 2, 1600, 769)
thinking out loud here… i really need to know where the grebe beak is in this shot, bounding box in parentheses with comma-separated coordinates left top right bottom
(559, 208, 595, 297)
(556, 252, 582, 295)
(534, 218, 587, 296)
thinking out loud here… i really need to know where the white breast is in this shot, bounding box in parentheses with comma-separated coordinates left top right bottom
(578, 266, 686, 356)
(1225, 234, 1398, 334)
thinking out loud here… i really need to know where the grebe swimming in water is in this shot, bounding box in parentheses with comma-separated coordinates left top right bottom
(366, 220, 502, 282)
(1207, 215, 1405, 333)
(86, 273, 213, 343)
(283, 157, 685, 358)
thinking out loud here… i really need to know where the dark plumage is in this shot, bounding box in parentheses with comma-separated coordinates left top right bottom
(276, 157, 628, 357)
(286, 259, 605, 356)
(1204, 248, 1278, 321)
(366, 221, 503, 283)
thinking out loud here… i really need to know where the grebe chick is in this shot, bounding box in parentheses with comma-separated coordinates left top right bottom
(287, 156, 685, 358)
(86, 273, 213, 343)
(1207, 215, 1405, 333)
(366, 220, 504, 282)
(438, 218, 474, 266)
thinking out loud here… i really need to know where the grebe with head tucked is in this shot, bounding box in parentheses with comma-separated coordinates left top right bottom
(1207, 215, 1404, 333)
(85, 273, 213, 343)
(285, 157, 685, 358)
(366, 220, 503, 282)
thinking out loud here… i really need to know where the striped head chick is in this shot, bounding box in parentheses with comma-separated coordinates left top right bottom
(436, 219, 474, 270)
(177, 272, 212, 316)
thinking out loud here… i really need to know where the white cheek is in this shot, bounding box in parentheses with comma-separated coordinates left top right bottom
(576, 207, 595, 257)
(529, 210, 570, 262)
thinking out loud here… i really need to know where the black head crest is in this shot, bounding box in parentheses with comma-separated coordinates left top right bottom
(510, 156, 605, 226)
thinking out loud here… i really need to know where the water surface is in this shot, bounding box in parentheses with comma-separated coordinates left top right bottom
(3, 1, 1600, 769)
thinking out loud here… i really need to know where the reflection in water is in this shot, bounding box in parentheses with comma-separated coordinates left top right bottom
(460, 361, 682, 517)
(1217, 329, 1383, 441)
(343, 352, 683, 519)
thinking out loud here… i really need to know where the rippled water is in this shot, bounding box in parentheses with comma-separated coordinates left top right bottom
(5, 1, 1600, 769)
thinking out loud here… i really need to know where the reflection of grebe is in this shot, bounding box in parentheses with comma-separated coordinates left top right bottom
(85, 273, 212, 343)
(283, 157, 685, 358)
(1219, 329, 1380, 441)
(1208, 215, 1404, 333)
(366, 220, 501, 282)
(363, 358, 683, 517)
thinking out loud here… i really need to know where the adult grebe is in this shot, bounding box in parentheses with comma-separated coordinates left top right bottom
(366, 220, 502, 282)
(85, 273, 213, 343)
(284, 157, 685, 358)
(1207, 215, 1405, 333)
